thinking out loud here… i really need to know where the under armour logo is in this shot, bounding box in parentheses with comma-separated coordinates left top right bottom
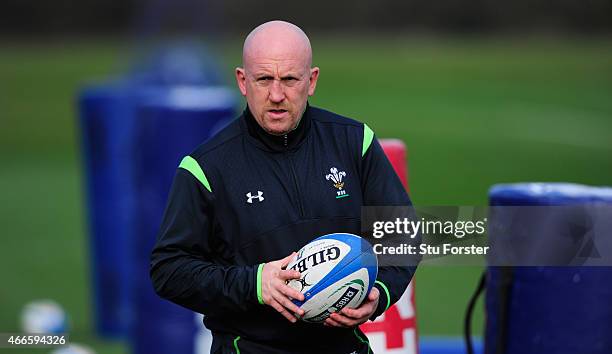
(246, 191, 264, 204)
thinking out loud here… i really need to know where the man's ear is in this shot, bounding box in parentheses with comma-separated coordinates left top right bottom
(308, 67, 320, 96)
(235, 67, 247, 96)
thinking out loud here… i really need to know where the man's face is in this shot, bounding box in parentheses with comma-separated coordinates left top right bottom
(236, 52, 319, 135)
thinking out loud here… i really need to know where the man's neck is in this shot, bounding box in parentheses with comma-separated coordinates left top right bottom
(244, 104, 311, 151)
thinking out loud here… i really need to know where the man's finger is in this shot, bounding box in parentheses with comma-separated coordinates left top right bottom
(279, 252, 297, 268)
(273, 290, 304, 316)
(368, 287, 380, 301)
(278, 282, 305, 302)
(340, 306, 367, 319)
(268, 298, 285, 315)
(330, 312, 356, 327)
(270, 298, 297, 323)
(325, 315, 348, 328)
(278, 268, 301, 281)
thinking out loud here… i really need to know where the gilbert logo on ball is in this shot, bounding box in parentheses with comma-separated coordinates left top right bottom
(287, 233, 378, 323)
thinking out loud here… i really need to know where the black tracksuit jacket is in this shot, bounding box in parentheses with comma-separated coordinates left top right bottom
(150, 104, 417, 353)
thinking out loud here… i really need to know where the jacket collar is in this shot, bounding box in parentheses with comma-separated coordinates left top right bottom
(241, 103, 312, 152)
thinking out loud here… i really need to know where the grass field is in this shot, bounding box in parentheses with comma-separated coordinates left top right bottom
(1, 35, 611, 353)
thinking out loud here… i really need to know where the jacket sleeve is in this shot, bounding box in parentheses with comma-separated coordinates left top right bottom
(360, 128, 420, 320)
(150, 163, 262, 316)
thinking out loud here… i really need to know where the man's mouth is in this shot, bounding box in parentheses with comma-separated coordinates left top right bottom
(268, 109, 288, 118)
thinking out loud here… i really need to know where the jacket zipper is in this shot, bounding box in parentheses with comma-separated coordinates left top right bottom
(288, 155, 305, 217)
(284, 134, 305, 217)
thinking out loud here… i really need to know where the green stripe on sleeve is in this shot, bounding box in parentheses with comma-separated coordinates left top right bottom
(178, 156, 212, 193)
(362, 123, 374, 157)
(353, 329, 371, 354)
(256, 263, 265, 305)
(233, 336, 241, 354)
(375, 280, 392, 311)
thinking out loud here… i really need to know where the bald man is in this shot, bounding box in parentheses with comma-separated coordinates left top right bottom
(151, 21, 417, 353)
(236, 21, 318, 136)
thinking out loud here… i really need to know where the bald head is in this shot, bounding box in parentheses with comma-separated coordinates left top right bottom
(236, 21, 319, 136)
(242, 20, 312, 69)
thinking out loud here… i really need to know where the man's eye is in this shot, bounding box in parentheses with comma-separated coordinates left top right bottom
(282, 77, 297, 81)
(257, 77, 273, 81)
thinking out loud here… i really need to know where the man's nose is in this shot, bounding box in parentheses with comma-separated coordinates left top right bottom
(268, 80, 285, 103)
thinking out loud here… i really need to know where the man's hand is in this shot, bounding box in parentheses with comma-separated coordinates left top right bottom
(261, 252, 305, 323)
(324, 287, 379, 328)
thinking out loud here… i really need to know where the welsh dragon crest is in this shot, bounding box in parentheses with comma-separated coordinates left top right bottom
(325, 167, 346, 190)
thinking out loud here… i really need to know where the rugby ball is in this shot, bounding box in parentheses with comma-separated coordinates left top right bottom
(21, 300, 68, 334)
(286, 233, 378, 323)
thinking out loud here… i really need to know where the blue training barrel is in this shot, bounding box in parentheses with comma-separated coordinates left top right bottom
(78, 43, 236, 345)
(486, 183, 612, 354)
(78, 83, 138, 338)
(131, 86, 235, 354)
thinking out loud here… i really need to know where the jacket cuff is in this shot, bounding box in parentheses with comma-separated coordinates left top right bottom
(256, 263, 265, 305)
(370, 280, 391, 320)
